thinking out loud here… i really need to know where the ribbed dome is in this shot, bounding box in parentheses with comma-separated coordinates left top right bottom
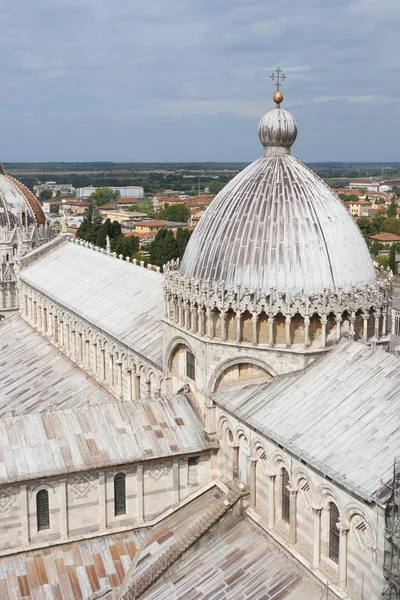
(0, 169, 45, 228)
(180, 104, 376, 292)
(258, 108, 297, 153)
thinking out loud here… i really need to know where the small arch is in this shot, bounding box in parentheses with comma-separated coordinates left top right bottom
(211, 307, 221, 339)
(273, 312, 286, 345)
(257, 311, 269, 345)
(309, 313, 322, 345)
(36, 489, 50, 531)
(114, 473, 126, 516)
(354, 309, 363, 341)
(290, 312, 305, 345)
(241, 310, 253, 343)
(210, 356, 275, 394)
(225, 308, 236, 341)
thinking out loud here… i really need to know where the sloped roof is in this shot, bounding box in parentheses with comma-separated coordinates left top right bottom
(0, 528, 145, 599)
(0, 394, 210, 484)
(0, 174, 45, 228)
(0, 315, 115, 416)
(213, 342, 400, 500)
(20, 240, 164, 367)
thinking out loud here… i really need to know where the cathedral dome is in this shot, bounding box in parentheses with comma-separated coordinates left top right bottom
(0, 166, 46, 228)
(180, 95, 376, 292)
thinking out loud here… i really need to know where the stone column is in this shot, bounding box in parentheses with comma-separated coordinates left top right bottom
(136, 465, 144, 523)
(375, 310, 380, 339)
(311, 506, 322, 568)
(72, 330, 77, 359)
(127, 369, 133, 401)
(109, 354, 114, 387)
(185, 304, 190, 330)
(197, 306, 203, 336)
(207, 308, 212, 338)
(59, 321, 64, 348)
(288, 487, 298, 544)
(172, 459, 180, 507)
(21, 484, 29, 546)
(285, 316, 291, 348)
(362, 316, 369, 342)
(252, 312, 258, 346)
(321, 316, 327, 348)
(191, 306, 197, 333)
(338, 522, 350, 587)
(85, 339, 90, 369)
(145, 379, 151, 399)
(220, 311, 226, 341)
(236, 312, 241, 343)
(267, 474, 276, 528)
(304, 316, 310, 348)
(232, 444, 239, 479)
(59, 478, 68, 539)
(249, 458, 257, 507)
(178, 299, 184, 327)
(383, 311, 388, 336)
(117, 362, 123, 398)
(173, 298, 178, 324)
(350, 312, 355, 337)
(92, 343, 98, 375)
(100, 349, 106, 381)
(268, 315, 274, 347)
(336, 317, 342, 341)
(99, 471, 107, 531)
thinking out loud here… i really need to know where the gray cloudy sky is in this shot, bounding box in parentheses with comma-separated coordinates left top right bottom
(0, 0, 399, 162)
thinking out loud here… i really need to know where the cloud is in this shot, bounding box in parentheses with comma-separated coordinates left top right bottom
(0, 0, 398, 161)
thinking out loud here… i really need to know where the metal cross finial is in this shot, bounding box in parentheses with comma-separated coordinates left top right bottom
(270, 67, 286, 91)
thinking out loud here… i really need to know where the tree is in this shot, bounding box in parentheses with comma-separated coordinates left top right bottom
(115, 234, 140, 257)
(149, 229, 179, 267)
(388, 199, 398, 218)
(95, 218, 112, 248)
(39, 188, 53, 202)
(162, 203, 190, 223)
(377, 255, 390, 269)
(389, 244, 397, 274)
(376, 198, 386, 205)
(209, 181, 224, 195)
(176, 228, 192, 259)
(90, 187, 120, 207)
(369, 241, 384, 256)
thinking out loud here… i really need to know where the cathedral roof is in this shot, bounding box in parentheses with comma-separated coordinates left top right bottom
(20, 239, 164, 367)
(0, 165, 46, 227)
(180, 95, 376, 292)
(213, 341, 400, 501)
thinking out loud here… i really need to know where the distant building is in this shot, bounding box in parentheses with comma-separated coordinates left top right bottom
(99, 209, 148, 224)
(34, 181, 76, 198)
(369, 232, 400, 246)
(347, 200, 373, 217)
(42, 200, 63, 214)
(76, 186, 144, 199)
(134, 219, 189, 234)
(62, 200, 89, 215)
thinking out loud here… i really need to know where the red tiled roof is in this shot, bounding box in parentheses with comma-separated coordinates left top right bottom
(369, 233, 400, 242)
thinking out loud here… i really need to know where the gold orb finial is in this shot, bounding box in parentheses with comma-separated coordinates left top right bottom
(273, 91, 283, 107)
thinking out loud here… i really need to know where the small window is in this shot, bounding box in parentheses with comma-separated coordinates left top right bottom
(186, 350, 195, 380)
(114, 473, 126, 516)
(329, 502, 340, 563)
(281, 468, 290, 524)
(37, 490, 50, 531)
(188, 456, 199, 466)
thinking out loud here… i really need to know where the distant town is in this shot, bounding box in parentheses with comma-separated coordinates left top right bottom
(8, 162, 400, 275)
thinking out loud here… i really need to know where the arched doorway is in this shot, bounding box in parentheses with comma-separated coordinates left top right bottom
(214, 361, 273, 392)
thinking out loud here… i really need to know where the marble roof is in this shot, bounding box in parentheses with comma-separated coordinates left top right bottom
(20, 239, 164, 368)
(213, 341, 400, 500)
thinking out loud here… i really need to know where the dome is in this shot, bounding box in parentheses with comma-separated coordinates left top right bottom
(258, 107, 297, 153)
(0, 166, 45, 228)
(180, 97, 376, 292)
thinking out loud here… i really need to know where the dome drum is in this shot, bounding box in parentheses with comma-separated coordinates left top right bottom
(163, 260, 392, 351)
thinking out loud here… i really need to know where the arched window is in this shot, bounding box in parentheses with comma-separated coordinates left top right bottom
(329, 502, 340, 563)
(37, 490, 50, 531)
(114, 473, 126, 516)
(281, 468, 290, 524)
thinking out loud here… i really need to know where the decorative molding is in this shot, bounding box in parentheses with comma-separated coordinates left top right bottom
(0, 489, 12, 512)
(71, 475, 93, 498)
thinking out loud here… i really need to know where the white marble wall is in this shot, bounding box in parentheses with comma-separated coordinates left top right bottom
(215, 406, 385, 599)
(0, 454, 211, 556)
